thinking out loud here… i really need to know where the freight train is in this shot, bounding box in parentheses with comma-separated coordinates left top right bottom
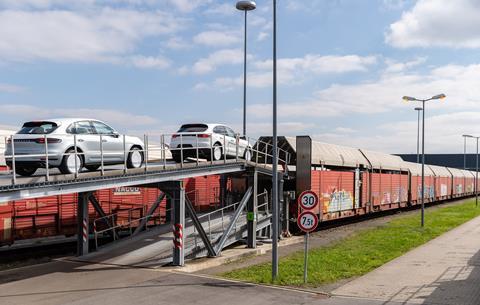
(268, 137, 477, 223)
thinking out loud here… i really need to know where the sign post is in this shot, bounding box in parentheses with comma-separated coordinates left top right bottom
(297, 190, 319, 284)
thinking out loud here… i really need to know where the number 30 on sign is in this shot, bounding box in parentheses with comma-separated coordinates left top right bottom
(297, 211, 318, 233)
(298, 190, 319, 210)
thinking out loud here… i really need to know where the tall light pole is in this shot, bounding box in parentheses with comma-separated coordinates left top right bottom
(403, 94, 446, 227)
(236, 1, 256, 136)
(415, 107, 422, 163)
(463, 135, 479, 206)
(271, 0, 279, 281)
(462, 134, 469, 170)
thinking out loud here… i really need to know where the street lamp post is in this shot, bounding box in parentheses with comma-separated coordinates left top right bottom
(415, 107, 422, 163)
(236, 1, 256, 136)
(463, 135, 479, 207)
(403, 94, 446, 227)
(462, 134, 469, 170)
(271, 0, 279, 282)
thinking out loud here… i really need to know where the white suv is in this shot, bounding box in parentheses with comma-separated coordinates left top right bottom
(169, 124, 252, 162)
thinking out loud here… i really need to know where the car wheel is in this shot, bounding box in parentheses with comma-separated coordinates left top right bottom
(15, 166, 37, 177)
(172, 152, 182, 163)
(244, 148, 252, 161)
(85, 164, 100, 171)
(212, 144, 222, 161)
(59, 148, 83, 174)
(127, 147, 144, 168)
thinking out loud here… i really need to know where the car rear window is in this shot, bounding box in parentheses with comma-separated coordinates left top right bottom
(177, 124, 208, 132)
(17, 121, 58, 134)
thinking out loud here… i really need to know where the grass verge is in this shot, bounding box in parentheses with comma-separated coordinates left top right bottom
(223, 200, 480, 287)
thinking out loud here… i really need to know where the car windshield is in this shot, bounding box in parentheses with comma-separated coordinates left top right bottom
(177, 124, 208, 132)
(17, 121, 58, 134)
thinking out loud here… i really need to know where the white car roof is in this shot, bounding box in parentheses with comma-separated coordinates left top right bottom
(25, 118, 108, 127)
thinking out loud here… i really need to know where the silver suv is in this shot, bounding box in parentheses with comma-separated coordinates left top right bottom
(5, 118, 145, 176)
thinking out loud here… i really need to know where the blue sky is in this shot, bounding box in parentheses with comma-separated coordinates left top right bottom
(1, 0, 480, 154)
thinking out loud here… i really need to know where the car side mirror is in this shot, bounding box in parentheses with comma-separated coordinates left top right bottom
(111, 132, 120, 138)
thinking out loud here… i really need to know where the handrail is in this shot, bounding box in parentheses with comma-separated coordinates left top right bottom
(1, 132, 290, 186)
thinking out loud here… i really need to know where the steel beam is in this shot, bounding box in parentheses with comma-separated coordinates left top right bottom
(247, 170, 258, 248)
(77, 192, 90, 256)
(184, 196, 216, 257)
(215, 186, 252, 255)
(88, 193, 118, 239)
(133, 192, 166, 236)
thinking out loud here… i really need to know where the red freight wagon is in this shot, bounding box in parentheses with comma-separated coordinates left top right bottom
(310, 170, 357, 220)
(370, 172, 408, 208)
(185, 175, 221, 211)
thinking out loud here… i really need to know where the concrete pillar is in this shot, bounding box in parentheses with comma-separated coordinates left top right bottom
(77, 192, 89, 256)
(247, 169, 258, 248)
(172, 181, 185, 266)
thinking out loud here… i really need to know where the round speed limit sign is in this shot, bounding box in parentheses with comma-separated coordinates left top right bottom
(297, 211, 318, 232)
(298, 190, 319, 210)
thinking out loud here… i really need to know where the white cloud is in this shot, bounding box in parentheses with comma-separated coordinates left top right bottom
(167, 0, 211, 13)
(193, 30, 241, 47)
(129, 55, 170, 69)
(387, 0, 480, 48)
(0, 104, 159, 128)
(165, 37, 190, 50)
(257, 32, 269, 41)
(0, 83, 25, 93)
(0, 8, 183, 63)
(248, 62, 480, 119)
(204, 3, 235, 16)
(192, 49, 245, 74)
(315, 112, 480, 154)
(385, 57, 427, 73)
(210, 54, 377, 89)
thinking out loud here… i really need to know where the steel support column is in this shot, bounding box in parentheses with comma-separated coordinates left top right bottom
(184, 197, 216, 257)
(77, 192, 90, 256)
(215, 186, 252, 255)
(88, 193, 118, 239)
(172, 182, 185, 266)
(247, 170, 258, 248)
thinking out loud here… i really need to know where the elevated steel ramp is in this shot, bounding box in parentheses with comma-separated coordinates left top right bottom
(78, 208, 271, 268)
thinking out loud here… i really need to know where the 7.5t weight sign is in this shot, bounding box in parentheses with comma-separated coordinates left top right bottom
(298, 190, 319, 210)
(297, 211, 318, 232)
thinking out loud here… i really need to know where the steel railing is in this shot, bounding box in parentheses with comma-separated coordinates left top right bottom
(1, 132, 290, 185)
(189, 190, 269, 251)
(93, 203, 171, 249)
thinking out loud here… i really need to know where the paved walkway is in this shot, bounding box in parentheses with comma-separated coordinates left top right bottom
(332, 214, 480, 304)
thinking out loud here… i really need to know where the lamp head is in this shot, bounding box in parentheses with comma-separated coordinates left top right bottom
(431, 93, 446, 100)
(403, 96, 417, 102)
(236, 1, 256, 11)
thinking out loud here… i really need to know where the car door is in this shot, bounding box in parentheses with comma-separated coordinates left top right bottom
(212, 126, 227, 155)
(91, 121, 124, 163)
(68, 121, 99, 164)
(224, 126, 237, 157)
